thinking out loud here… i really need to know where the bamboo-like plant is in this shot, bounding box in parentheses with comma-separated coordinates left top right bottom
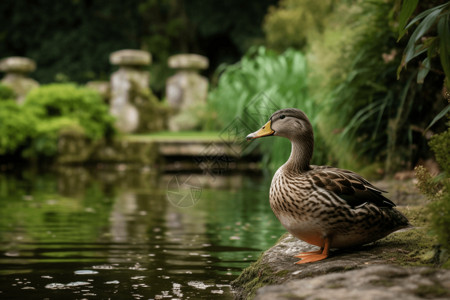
(307, 0, 447, 174)
(397, 1, 449, 85)
(397, 0, 450, 128)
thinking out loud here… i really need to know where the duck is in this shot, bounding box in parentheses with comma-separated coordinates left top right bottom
(246, 108, 410, 264)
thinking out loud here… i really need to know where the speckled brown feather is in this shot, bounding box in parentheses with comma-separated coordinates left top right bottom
(308, 166, 396, 208)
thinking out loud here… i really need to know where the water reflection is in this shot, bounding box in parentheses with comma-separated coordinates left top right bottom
(0, 168, 284, 299)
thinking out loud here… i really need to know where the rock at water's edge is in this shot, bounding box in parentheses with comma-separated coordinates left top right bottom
(231, 222, 448, 300)
(255, 264, 450, 300)
(232, 233, 386, 299)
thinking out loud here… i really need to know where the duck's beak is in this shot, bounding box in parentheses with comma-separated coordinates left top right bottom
(246, 120, 275, 140)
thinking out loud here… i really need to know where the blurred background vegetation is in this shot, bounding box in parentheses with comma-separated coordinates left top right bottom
(0, 0, 276, 94)
(207, 0, 448, 177)
(0, 0, 448, 175)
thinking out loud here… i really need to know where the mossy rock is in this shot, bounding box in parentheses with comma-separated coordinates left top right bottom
(254, 264, 450, 300)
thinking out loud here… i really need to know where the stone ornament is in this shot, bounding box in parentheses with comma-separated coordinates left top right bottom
(109, 49, 166, 133)
(166, 54, 209, 131)
(168, 54, 208, 70)
(110, 49, 152, 66)
(0, 56, 39, 104)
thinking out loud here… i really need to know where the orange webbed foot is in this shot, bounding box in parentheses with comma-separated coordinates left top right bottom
(294, 238, 330, 264)
(294, 248, 323, 258)
(295, 253, 328, 264)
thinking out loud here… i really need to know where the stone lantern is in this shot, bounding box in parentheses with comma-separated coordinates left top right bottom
(166, 54, 209, 131)
(109, 49, 166, 133)
(0, 56, 39, 104)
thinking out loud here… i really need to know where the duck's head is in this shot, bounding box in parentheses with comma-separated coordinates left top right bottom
(246, 108, 313, 141)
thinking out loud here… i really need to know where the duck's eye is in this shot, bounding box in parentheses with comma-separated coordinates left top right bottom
(280, 115, 286, 119)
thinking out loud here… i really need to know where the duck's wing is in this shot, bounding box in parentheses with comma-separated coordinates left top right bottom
(308, 166, 395, 208)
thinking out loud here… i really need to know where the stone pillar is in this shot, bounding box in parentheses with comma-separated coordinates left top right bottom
(109, 49, 166, 133)
(0, 56, 39, 104)
(166, 54, 209, 131)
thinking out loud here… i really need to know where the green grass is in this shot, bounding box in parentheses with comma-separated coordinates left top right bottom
(125, 131, 223, 141)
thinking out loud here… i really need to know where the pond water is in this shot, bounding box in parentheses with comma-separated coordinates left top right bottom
(0, 168, 285, 299)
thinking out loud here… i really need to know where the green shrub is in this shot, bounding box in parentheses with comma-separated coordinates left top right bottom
(27, 118, 85, 158)
(0, 84, 15, 100)
(415, 126, 450, 252)
(428, 127, 450, 251)
(208, 46, 328, 172)
(24, 83, 115, 141)
(427, 182, 450, 251)
(0, 84, 116, 158)
(0, 101, 38, 155)
(429, 128, 450, 174)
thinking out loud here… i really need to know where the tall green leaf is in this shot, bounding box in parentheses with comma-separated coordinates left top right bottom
(403, 7, 444, 65)
(426, 104, 450, 132)
(398, 0, 419, 40)
(417, 57, 430, 84)
(438, 14, 450, 87)
(404, 2, 449, 31)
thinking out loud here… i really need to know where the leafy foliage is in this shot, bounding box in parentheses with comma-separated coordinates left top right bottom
(28, 118, 84, 158)
(0, 84, 15, 100)
(0, 100, 37, 155)
(261, 0, 447, 174)
(397, 1, 450, 132)
(415, 126, 450, 251)
(263, 0, 336, 52)
(0, 84, 115, 158)
(24, 84, 115, 141)
(397, 1, 450, 87)
(207, 46, 328, 172)
(427, 182, 450, 251)
(305, 0, 446, 173)
(429, 126, 450, 174)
